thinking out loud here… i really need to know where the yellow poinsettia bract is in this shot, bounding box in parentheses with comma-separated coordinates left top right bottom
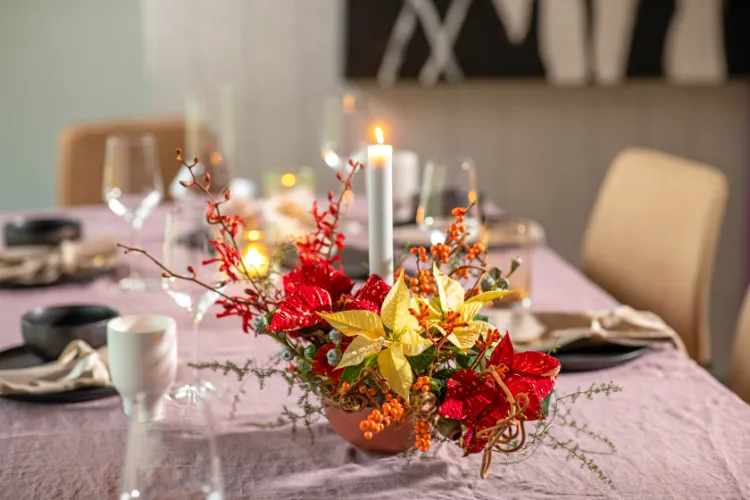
(430, 264, 517, 351)
(317, 271, 431, 399)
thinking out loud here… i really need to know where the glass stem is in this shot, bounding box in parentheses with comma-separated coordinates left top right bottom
(192, 315, 201, 381)
(130, 220, 143, 279)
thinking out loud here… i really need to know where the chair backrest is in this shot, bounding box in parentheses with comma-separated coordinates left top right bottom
(58, 117, 186, 206)
(732, 288, 750, 403)
(581, 147, 727, 366)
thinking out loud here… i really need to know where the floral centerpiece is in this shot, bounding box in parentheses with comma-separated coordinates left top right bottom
(124, 151, 621, 484)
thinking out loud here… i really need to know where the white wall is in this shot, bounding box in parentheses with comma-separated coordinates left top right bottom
(0, 0, 153, 210)
(1, 0, 747, 380)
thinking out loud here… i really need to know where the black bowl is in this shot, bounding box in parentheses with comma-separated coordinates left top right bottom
(3, 217, 82, 247)
(21, 305, 119, 361)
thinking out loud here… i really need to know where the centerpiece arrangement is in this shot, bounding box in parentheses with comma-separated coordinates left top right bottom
(123, 142, 621, 484)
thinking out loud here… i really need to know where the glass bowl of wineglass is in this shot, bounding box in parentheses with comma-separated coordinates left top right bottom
(416, 157, 482, 246)
(319, 91, 371, 171)
(102, 133, 164, 291)
(162, 205, 226, 382)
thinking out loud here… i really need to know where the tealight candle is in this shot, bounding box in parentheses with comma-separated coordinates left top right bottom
(241, 231, 270, 277)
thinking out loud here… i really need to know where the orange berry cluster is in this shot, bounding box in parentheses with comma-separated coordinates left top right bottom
(430, 242, 451, 264)
(359, 394, 406, 440)
(415, 420, 432, 452)
(357, 384, 378, 397)
(409, 246, 429, 263)
(445, 208, 469, 243)
(337, 381, 352, 396)
(466, 241, 485, 261)
(408, 269, 437, 297)
(412, 376, 432, 393)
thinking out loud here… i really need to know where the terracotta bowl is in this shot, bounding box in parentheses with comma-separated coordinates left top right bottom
(325, 405, 415, 454)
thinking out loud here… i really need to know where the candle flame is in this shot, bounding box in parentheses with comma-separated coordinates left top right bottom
(281, 173, 297, 187)
(375, 127, 384, 145)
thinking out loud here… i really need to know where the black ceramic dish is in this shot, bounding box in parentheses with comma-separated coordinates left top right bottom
(21, 304, 119, 361)
(3, 217, 82, 247)
(0, 267, 114, 291)
(552, 344, 650, 372)
(0, 346, 117, 403)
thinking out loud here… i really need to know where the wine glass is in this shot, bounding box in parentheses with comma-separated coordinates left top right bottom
(319, 91, 370, 170)
(162, 205, 225, 375)
(416, 158, 482, 245)
(103, 133, 164, 291)
(120, 386, 224, 500)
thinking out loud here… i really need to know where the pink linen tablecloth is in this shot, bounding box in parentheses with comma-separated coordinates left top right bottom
(0, 205, 749, 500)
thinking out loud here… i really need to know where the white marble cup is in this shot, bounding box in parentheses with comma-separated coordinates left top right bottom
(107, 315, 177, 422)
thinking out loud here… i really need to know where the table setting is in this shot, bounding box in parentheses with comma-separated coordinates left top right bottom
(0, 128, 749, 500)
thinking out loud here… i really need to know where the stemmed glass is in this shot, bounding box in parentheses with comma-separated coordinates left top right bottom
(103, 133, 164, 291)
(120, 387, 224, 500)
(319, 91, 370, 171)
(416, 158, 482, 245)
(162, 205, 225, 376)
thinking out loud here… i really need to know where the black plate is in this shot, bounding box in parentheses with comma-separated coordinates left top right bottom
(0, 345, 117, 403)
(0, 267, 113, 290)
(553, 344, 650, 372)
(3, 217, 82, 247)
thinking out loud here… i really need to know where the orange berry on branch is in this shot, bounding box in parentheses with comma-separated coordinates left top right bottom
(364, 431, 373, 440)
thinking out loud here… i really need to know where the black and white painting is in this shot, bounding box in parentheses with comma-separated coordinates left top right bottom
(345, 0, 750, 85)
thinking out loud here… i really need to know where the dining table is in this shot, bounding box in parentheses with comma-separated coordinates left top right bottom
(1, 203, 749, 500)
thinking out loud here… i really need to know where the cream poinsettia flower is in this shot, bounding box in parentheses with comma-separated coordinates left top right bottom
(317, 272, 431, 399)
(425, 264, 516, 351)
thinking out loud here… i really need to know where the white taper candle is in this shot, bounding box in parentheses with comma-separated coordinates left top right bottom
(367, 127, 394, 285)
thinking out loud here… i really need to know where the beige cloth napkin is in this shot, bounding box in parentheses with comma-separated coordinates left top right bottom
(0, 340, 111, 395)
(0, 235, 118, 285)
(493, 305, 688, 354)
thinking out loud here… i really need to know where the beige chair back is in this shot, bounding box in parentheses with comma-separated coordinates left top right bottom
(581, 147, 727, 366)
(732, 288, 750, 403)
(58, 117, 185, 207)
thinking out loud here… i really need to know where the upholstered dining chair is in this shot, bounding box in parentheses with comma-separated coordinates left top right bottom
(581, 147, 727, 366)
(58, 117, 186, 206)
(731, 288, 750, 403)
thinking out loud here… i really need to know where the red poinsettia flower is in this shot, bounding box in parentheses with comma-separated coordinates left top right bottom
(268, 286, 332, 332)
(338, 274, 391, 313)
(439, 369, 497, 422)
(439, 333, 561, 455)
(283, 262, 354, 302)
(487, 333, 561, 420)
(462, 401, 510, 455)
